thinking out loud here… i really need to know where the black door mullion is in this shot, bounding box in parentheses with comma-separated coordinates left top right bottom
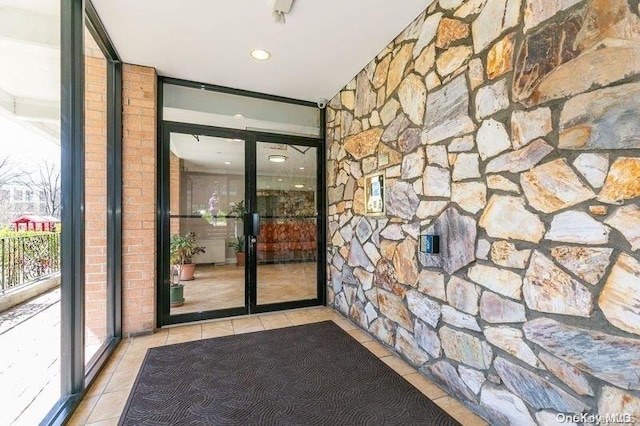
(245, 134, 257, 313)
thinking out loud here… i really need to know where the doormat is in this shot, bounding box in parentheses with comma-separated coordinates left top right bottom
(119, 320, 460, 425)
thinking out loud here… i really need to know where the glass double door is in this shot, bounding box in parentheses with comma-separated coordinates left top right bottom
(163, 126, 321, 324)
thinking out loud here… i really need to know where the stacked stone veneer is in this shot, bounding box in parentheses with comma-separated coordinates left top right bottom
(326, 0, 640, 424)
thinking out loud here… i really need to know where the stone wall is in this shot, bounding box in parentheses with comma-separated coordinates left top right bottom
(326, 0, 640, 424)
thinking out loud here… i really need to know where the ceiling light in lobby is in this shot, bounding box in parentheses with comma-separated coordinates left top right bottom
(233, 114, 244, 119)
(250, 49, 271, 61)
(224, 161, 231, 165)
(294, 184, 304, 188)
(268, 155, 287, 163)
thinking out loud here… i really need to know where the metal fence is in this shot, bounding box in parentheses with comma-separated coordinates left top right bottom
(0, 233, 61, 293)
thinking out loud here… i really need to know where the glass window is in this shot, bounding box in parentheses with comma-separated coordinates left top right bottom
(83, 25, 109, 367)
(163, 83, 321, 137)
(0, 0, 61, 424)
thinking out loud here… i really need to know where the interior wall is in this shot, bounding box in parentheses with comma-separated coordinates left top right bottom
(326, 0, 640, 423)
(122, 63, 157, 335)
(169, 152, 181, 236)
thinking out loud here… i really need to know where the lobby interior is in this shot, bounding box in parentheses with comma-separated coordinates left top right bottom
(1, 0, 639, 425)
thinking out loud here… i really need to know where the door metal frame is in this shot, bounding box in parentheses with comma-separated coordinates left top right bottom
(158, 121, 325, 326)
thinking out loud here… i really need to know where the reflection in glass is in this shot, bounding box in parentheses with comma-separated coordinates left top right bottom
(84, 26, 109, 367)
(163, 83, 320, 137)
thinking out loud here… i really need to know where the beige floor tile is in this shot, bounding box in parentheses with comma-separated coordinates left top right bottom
(66, 395, 100, 426)
(404, 373, 449, 400)
(202, 326, 235, 339)
(346, 328, 373, 343)
(170, 263, 318, 315)
(232, 317, 264, 334)
(127, 332, 168, 351)
(259, 315, 294, 330)
(104, 368, 138, 394)
(380, 355, 416, 376)
(100, 355, 121, 374)
(86, 417, 120, 426)
(85, 370, 113, 397)
(115, 352, 147, 372)
(86, 390, 129, 423)
(167, 323, 202, 335)
(361, 340, 393, 358)
(284, 311, 318, 325)
(201, 319, 233, 332)
(433, 396, 488, 426)
(332, 318, 357, 330)
(166, 331, 202, 345)
(111, 341, 131, 358)
(257, 312, 289, 321)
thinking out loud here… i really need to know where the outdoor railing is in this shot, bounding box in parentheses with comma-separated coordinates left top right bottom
(0, 233, 60, 293)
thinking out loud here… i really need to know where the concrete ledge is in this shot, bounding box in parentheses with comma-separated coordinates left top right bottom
(0, 273, 61, 313)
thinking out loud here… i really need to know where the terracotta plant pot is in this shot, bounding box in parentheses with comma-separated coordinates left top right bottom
(180, 263, 196, 281)
(236, 252, 245, 266)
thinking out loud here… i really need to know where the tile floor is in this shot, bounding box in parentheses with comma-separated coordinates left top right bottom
(171, 262, 318, 315)
(67, 307, 488, 426)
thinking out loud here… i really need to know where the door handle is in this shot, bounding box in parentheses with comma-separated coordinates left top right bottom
(244, 212, 260, 236)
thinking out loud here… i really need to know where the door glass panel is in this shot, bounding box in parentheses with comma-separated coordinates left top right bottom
(169, 133, 245, 315)
(255, 142, 318, 305)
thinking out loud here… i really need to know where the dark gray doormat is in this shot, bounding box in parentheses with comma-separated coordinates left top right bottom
(119, 320, 460, 425)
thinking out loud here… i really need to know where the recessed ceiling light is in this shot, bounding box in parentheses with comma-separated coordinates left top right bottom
(233, 138, 243, 142)
(266, 185, 270, 188)
(269, 155, 287, 163)
(294, 184, 304, 188)
(250, 49, 271, 61)
(299, 167, 305, 170)
(224, 161, 231, 165)
(277, 178, 283, 182)
(233, 114, 244, 119)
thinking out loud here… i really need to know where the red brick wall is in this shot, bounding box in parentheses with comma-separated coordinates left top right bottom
(84, 31, 108, 353)
(122, 64, 157, 335)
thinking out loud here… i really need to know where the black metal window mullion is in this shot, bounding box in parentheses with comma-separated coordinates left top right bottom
(43, 0, 123, 423)
(60, 0, 86, 398)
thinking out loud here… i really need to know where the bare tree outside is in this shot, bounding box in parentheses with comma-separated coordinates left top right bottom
(0, 156, 25, 188)
(24, 161, 61, 217)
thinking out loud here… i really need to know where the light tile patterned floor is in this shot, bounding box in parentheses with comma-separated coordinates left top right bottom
(68, 307, 488, 426)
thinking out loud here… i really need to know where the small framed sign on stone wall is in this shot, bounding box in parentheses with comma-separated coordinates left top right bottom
(364, 172, 385, 216)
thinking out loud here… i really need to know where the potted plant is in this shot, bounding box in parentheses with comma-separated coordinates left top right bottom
(228, 235, 246, 266)
(228, 200, 246, 236)
(170, 232, 205, 306)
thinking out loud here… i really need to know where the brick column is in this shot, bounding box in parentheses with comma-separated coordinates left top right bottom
(122, 64, 157, 335)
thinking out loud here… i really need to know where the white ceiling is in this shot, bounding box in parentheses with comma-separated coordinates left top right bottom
(0, 0, 60, 142)
(91, 0, 430, 101)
